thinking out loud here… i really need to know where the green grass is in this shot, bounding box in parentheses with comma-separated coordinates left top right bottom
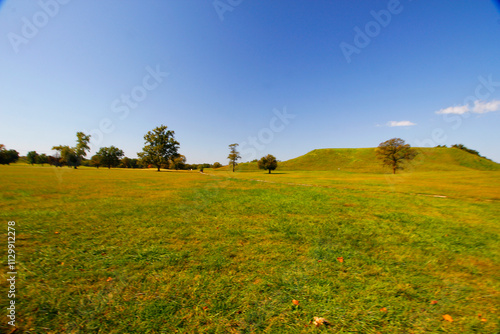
(1, 165, 499, 333)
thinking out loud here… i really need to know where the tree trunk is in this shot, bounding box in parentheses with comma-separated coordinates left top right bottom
(232, 164, 235, 172)
(393, 166, 396, 174)
(268, 169, 271, 174)
(157, 165, 161, 172)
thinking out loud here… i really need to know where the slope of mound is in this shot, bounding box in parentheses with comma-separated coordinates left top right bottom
(412, 147, 500, 171)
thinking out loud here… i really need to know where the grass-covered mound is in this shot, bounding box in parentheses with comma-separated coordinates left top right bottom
(278, 147, 500, 173)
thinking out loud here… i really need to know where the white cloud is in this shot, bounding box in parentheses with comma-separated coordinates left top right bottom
(435, 105, 470, 115)
(387, 120, 416, 127)
(473, 100, 500, 114)
(435, 99, 500, 115)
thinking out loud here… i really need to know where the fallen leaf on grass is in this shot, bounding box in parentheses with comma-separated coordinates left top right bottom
(337, 257, 344, 263)
(203, 306, 209, 311)
(442, 314, 453, 322)
(55, 231, 60, 234)
(430, 300, 438, 305)
(481, 318, 487, 322)
(380, 307, 387, 312)
(106, 277, 113, 282)
(313, 317, 330, 327)
(292, 300, 300, 306)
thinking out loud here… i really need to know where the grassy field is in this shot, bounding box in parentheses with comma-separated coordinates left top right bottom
(1, 164, 499, 333)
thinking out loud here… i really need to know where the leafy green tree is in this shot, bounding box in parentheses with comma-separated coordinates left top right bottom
(170, 155, 186, 170)
(47, 155, 60, 166)
(128, 158, 140, 169)
(138, 125, 180, 172)
(27, 151, 39, 165)
(0, 145, 19, 165)
(52, 145, 78, 168)
(120, 157, 131, 168)
(75, 132, 91, 166)
(51, 132, 91, 169)
(6, 150, 19, 164)
(227, 143, 241, 172)
(376, 138, 417, 174)
(96, 146, 125, 169)
(90, 154, 102, 168)
(258, 154, 278, 174)
(37, 154, 48, 166)
(212, 162, 222, 169)
(119, 157, 141, 168)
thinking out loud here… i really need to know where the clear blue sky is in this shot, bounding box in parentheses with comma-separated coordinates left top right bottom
(1, 0, 499, 163)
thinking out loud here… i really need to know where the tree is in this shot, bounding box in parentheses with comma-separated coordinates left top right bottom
(138, 125, 180, 172)
(120, 157, 131, 168)
(27, 151, 39, 165)
(52, 145, 78, 168)
(47, 155, 60, 167)
(95, 146, 125, 169)
(258, 154, 278, 174)
(170, 155, 186, 170)
(119, 157, 140, 169)
(37, 154, 48, 166)
(90, 154, 102, 168)
(212, 162, 222, 168)
(0, 145, 19, 165)
(227, 143, 241, 172)
(375, 138, 417, 174)
(75, 132, 91, 166)
(129, 158, 140, 169)
(51, 132, 91, 169)
(5, 150, 19, 164)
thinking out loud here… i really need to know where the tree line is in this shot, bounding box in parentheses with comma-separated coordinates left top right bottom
(1, 124, 488, 174)
(7, 125, 222, 171)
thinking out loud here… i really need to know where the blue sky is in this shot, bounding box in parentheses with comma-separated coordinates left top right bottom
(1, 0, 499, 164)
